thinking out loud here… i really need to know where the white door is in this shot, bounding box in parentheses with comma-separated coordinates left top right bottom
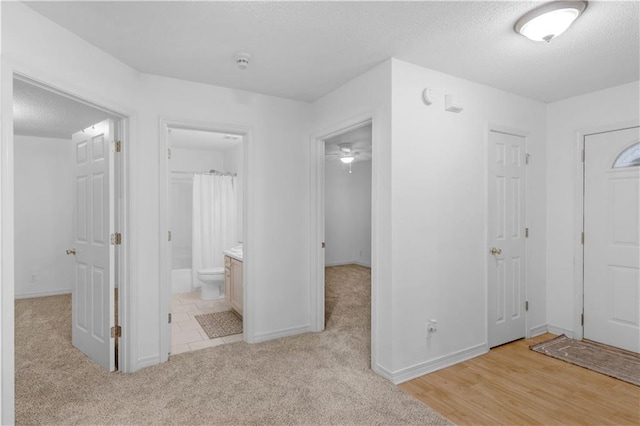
(584, 127, 640, 353)
(488, 130, 527, 347)
(71, 119, 116, 371)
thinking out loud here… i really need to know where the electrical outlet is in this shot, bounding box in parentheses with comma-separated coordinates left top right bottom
(426, 319, 438, 336)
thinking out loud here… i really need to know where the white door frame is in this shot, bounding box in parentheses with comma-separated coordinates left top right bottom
(158, 118, 251, 359)
(1, 67, 135, 423)
(309, 111, 377, 365)
(485, 124, 531, 345)
(572, 120, 640, 341)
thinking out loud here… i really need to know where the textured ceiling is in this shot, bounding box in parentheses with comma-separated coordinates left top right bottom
(13, 78, 115, 139)
(325, 123, 372, 163)
(169, 128, 242, 152)
(24, 1, 640, 103)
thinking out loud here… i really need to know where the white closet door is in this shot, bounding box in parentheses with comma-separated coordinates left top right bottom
(488, 131, 527, 348)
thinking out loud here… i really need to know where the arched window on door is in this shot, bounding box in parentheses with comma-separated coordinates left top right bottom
(613, 142, 640, 168)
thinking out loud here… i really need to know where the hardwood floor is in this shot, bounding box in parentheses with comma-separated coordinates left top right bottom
(399, 333, 640, 425)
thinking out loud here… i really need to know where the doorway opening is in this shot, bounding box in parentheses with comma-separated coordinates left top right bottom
(159, 120, 249, 359)
(310, 115, 375, 359)
(323, 124, 372, 325)
(12, 74, 129, 372)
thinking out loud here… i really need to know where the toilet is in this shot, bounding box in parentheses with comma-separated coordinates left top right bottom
(197, 267, 225, 300)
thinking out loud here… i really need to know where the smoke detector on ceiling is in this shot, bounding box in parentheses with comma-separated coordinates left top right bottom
(234, 53, 252, 70)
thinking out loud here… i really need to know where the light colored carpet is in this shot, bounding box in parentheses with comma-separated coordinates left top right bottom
(530, 334, 640, 386)
(195, 310, 243, 339)
(16, 264, 451, 425)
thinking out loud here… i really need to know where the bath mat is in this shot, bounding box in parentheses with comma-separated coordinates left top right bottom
(530, 334, 640, 386)
(194, 310, 242, 339)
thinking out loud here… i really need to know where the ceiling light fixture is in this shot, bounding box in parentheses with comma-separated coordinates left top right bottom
(515, 1, 588, 42)
(340, 155, 355, 164)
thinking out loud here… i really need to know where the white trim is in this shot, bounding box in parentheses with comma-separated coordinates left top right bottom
(547, 324, 573, 338)
(158, 118, 251, 357)
(136, 355, 161, 370)
(15, 289, 72, 299)
(309, 111, 377, 369)
(251, 324, 312, 343)
(573, 120, 640, 342)
(529, 324, 548, 337)
(486, 124, 531, 346)
(391, 343, 489, 385)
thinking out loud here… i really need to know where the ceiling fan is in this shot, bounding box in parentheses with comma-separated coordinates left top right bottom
(325, 142, 370, 173)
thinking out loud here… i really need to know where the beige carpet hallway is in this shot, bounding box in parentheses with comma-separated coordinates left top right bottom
(15, 265, 450, 425)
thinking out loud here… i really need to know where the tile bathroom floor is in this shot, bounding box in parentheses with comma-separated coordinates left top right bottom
(171, 291, 243, 355)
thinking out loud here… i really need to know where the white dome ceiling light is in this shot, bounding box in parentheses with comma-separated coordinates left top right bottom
(515, 1, 588, 42)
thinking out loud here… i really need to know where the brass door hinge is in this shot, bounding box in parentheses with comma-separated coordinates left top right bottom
(525, 153, 531, 165)
(111, 325, 121, 338)
(525, 301, 529, 311)
(168, 231, 172, 242)
(113, 140, 121, 153)
(111, 233, 122, 245)
(581, 313, 584, 326)
(321, 242, 326, 248)
(168, 148, 171, 160)
(168, 313, 172, 324)
(525, 228, 529, 238)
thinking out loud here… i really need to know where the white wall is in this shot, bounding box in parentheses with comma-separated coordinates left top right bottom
(314, 58, 547, 382)
(546, 81, 640, 337)
(2, 1, 312, 381)
(14, 136, 73, 298)
(169, 147, 224, 173)
(224, 143, 244, 243)
(324, 159, 371, 267)
(389, 59, 547, 379)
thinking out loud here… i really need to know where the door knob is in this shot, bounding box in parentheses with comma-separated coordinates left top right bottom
(66, 249, 76, 255)
(490, 247, 502, 255)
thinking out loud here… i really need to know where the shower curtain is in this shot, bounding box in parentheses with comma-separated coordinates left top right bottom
(192, 174, 237, 288)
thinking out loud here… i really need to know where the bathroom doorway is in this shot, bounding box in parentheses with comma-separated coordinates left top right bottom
(159, 121, 248, 358)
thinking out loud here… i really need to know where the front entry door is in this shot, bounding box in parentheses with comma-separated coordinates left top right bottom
(584, 127, 640, 353)
(71, 119, 116, 371)
(488, 130, 527, 348)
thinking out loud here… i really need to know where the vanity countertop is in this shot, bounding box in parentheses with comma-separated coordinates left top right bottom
(224, 249, 243, 262)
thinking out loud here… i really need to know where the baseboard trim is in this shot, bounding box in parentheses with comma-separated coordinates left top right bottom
(250, 324, 312, 343)
(390, 343, 489, 385)
(530, 324, 548, 337)
(15, 289, 71, 299)
(547, 324, 573, 338)
(137, 355, 160, 370)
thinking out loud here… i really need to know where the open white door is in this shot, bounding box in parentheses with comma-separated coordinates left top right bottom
(584, 127, 640, 353)
(71, 118, 116, 371)
(488, 130, 527, 347)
